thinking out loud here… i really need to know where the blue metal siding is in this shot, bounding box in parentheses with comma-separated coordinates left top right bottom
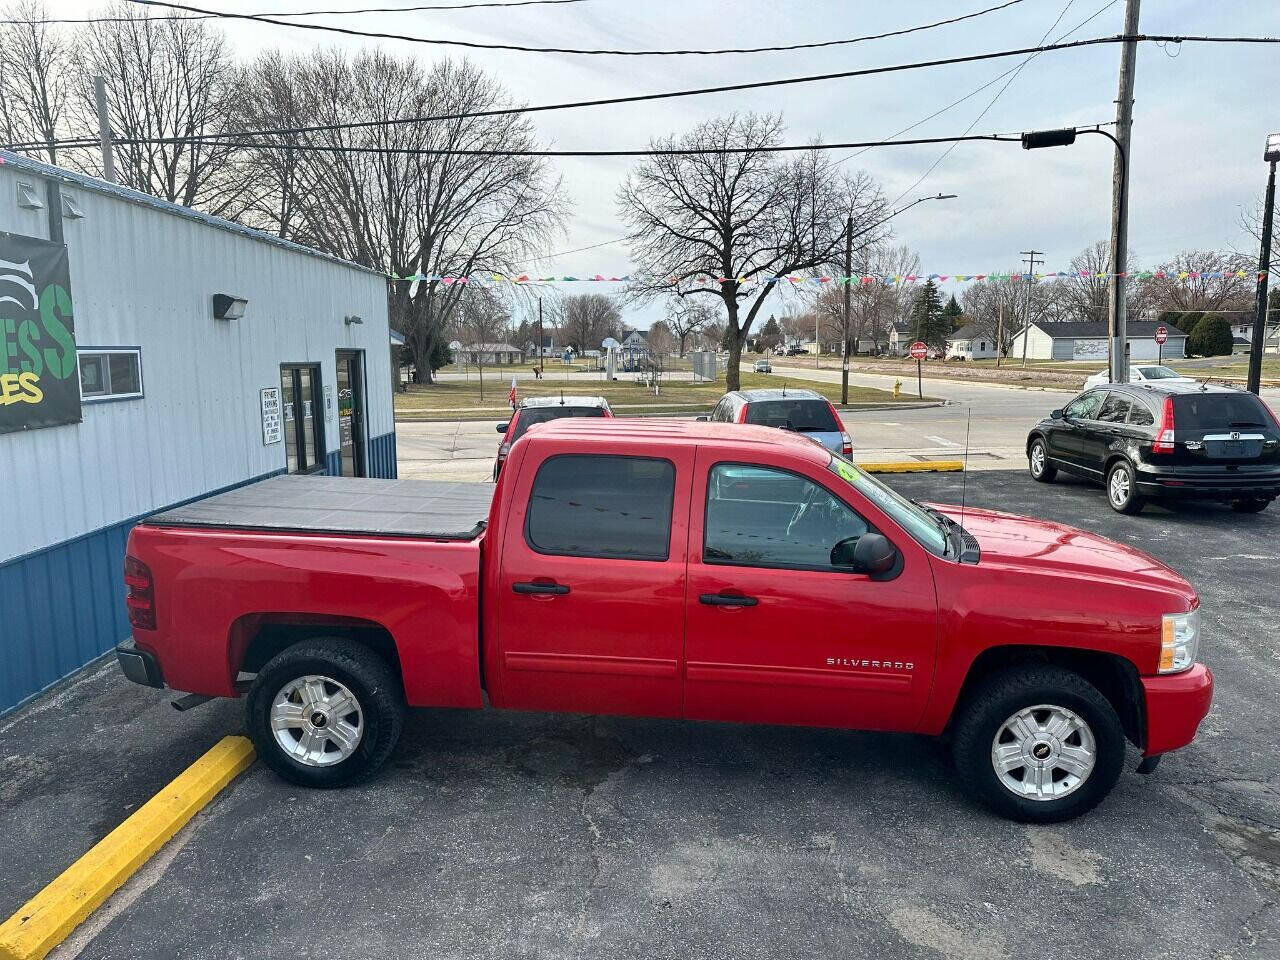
(369, 431, 397, 479)
(325, 450, 342, 476)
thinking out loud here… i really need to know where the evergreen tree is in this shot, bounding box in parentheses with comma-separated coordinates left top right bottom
(910, 280, 948, 350)
(942, 294, 965, 330)
(758, 315, 783, 352)
(1188, 313, 1232, 356)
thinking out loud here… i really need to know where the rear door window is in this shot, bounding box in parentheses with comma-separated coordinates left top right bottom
(1127, 401, 1155, 427)
(512, 406, 605, 441)
(1172, 393, 1274, 431)
(1097, 393, 1132, 424)
(525, 455, 675, 561)
(743, 400, 837, 432)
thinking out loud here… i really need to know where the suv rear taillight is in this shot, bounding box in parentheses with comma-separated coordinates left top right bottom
(1152, 397, 1176, 454)
(826, 402, 852, 456)
(124, 555, 156, 631)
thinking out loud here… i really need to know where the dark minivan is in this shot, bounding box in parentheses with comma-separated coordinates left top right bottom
(1026, 382, 1280, 514)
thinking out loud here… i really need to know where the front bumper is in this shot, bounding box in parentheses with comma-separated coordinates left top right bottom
(115, 639, 164, 688)
(1142, 663, 1213, 757)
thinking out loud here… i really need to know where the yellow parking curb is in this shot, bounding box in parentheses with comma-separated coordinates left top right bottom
(861, 461, 965, 473)
(0, 736, 255, 960)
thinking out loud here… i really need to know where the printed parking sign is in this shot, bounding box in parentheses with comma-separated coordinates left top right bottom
(0, 231, 79, 434)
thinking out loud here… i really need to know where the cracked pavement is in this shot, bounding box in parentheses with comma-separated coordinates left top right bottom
(0, 469, 1276, 959)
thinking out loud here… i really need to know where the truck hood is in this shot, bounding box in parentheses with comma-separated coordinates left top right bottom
(932, 503, 1197, 604)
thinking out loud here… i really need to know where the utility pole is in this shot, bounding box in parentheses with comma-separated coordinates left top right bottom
(841, 213, 852, 405)
(537, 296, 544, 378)
(1019, 249, 1044, 368)
(1108, 0, 1141, 384)
(93, 74, 115, 184)
(995, 301, 1004, 367)
(1247, 150, 1276, 394)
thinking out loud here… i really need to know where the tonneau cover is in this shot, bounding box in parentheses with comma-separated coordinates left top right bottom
(146, 475, 493, 540)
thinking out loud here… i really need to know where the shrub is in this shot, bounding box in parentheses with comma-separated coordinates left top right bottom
(1187, 313, 1233, 356)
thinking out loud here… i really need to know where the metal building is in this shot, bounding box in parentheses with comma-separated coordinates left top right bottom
(0, 150, 397, 715)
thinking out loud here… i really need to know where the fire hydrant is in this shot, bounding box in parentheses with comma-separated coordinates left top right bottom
(893, 379, 902, 399)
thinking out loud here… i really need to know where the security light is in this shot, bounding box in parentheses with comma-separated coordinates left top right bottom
(344, 315, 364, 325)
(212, 294, 248, 320)
(1265, 133, 1280, 163)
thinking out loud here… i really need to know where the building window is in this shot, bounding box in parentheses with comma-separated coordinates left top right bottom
(78, 348, 143, 401)
(280, 363, 324, 474)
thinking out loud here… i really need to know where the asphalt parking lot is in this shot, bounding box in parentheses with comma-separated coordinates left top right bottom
(2, 469, 1277, 960)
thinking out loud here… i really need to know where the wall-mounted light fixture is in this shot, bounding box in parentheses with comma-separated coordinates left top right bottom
(16, 182, 44, 210)
(344, 315, 364, 325)
(212, 294, 248, 320)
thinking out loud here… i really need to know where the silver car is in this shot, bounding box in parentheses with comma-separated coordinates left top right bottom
(704, 388, 851, 456)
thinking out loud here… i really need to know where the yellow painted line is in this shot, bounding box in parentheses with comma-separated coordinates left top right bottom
(0, 736, 255, 960)
(860, 461, 964, 473)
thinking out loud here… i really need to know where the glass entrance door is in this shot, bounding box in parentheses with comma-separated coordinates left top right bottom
(336, 351, 367, 477)
(280, 363, 324, 474)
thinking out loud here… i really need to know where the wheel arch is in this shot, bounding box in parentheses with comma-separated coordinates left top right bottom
(229, 613, 404, 690)
(946, 644, 1146, 749)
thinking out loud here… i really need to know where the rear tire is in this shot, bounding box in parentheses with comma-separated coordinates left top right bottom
(1028, 438, 1056, 482)
(1106, 460, 1144, 514)
(951, 665, 1125, 823)
(1230, 497, 1270, 513)
(246, 638, 405, 788)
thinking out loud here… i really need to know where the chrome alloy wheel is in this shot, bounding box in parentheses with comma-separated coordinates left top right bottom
(1029, 443, 1046, 477)
(1108, 467, 1131, 507)
(991, 704, 1097, 801)
(271, 675, 364, 767)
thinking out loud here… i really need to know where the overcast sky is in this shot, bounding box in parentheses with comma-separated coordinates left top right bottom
(44, 0, 1280, 329)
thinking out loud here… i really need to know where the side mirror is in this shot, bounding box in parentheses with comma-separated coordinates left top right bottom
(830, 537, 860, 568)
(695, 415, 710, 422)
(496, 422, 509, 433)
(849, 533, 897, 574)
(1050, 409, 1064, 420)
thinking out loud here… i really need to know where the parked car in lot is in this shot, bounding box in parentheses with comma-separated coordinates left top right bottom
(753, 358, 772, 373)
(118, 419, 1212, 822)
(1026, 382, 1280, 514)
(493, 395, 611, 479)
(703, 387, 852, 456)
(1083, 364, 1196, 390)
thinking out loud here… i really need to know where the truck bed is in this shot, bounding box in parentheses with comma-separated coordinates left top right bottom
(146, 475, 494, 540)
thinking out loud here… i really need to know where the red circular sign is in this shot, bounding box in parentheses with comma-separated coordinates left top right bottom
(1155, 325, 1168, 345)
(909, 341, 928, 360)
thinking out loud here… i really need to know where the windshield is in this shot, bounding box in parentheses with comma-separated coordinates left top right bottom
(513, 406, 605, 441)
(744, 399, 838, 432)
(1138, 366, 1182, 380)
(826, 455, 949, 557)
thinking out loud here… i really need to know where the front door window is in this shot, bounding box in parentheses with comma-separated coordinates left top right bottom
(280, 364, 324, 474)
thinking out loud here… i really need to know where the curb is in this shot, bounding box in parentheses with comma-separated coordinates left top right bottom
(861, 461, 964, 473)
(0, 736, 255, 960)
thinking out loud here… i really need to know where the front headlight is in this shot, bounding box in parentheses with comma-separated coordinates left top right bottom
(1160, 609, 1200, 673)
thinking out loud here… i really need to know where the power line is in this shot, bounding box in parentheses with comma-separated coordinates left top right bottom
(1, 0, 591, 26)
(7, 33, 1269, 154)
(117, 0, 1030, 56)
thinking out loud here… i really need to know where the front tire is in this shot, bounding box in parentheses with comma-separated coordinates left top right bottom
(1230, 497, 1270, 513)
(951, 665, 1125, 823)
(246, 638, 405, 788)
(1106, 460, 1144, 514)
(1028, 438, 1056, 482)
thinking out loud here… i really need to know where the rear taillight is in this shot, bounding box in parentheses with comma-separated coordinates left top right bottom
(124, 555, 155, 630)
(736, 403, 748, 423)
(1152, 396, 1176, 454)
(826, 402, 852, 456)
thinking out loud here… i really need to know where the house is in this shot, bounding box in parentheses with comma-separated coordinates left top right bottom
(459, 342, 524, 365)
(945, 322, 999, 360)
(886, 321, 914, 356)
(1230, 321, 1280, 353)
(620, 328, 649, 370)
(1008, 320, 1188, 361)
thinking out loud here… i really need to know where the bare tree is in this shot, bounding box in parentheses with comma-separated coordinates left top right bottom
(453, 287, 509, 402)
(665, 296, 718, 356)
(0, 1, 70, 163)
(71, 3, 247, 216)
(236, 50, 313, 238)
(1138, 250, 1256, 315)
(1236, 200, 1279, 276)
(646, 319, 675, 368)
(961, 274, 1060, 357)
(554, 292, 621, 353)
(260, 52, 567, 384)
(619, 113, 884, 391)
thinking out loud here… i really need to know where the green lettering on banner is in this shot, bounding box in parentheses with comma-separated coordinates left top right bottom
(39, 284, 76, 378)
(17, 317, 43, 376)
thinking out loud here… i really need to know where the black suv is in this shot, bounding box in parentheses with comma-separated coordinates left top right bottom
(1026, 382, 1280, 514)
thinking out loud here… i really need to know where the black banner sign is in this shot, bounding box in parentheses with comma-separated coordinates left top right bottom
(0, 231, 79, 434)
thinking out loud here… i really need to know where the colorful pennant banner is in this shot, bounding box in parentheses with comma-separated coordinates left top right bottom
(391, 269, 1267, 286)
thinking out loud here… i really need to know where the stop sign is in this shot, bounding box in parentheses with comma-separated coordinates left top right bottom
(1155, 325, 1168, 345)
(909, 341, 928, 360)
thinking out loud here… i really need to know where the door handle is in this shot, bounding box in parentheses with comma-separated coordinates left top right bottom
(513, 581, 569, 596)
(699, 592, 758, 607)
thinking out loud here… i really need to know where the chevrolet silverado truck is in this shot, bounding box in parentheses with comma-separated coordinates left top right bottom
(116, 421, 1213, 822)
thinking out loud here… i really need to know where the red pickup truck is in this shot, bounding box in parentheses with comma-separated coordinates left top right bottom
(116, 420, 1212, 822)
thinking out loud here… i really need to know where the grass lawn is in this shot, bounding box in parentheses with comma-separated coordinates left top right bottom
(395, 370, 928, 419)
